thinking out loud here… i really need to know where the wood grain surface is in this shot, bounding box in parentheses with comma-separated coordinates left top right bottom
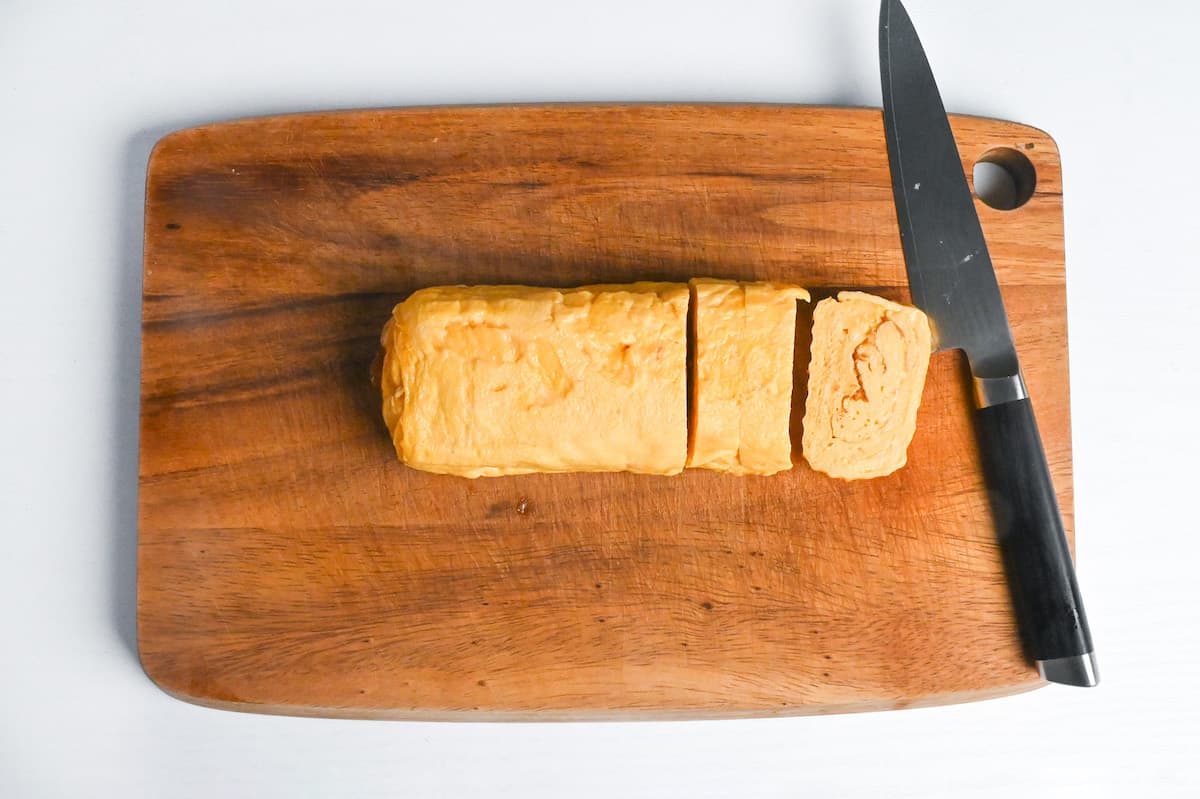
(137, 105, 1072, 719)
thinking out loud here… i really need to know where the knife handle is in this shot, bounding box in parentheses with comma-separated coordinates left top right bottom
(974, 390, 1098, 687)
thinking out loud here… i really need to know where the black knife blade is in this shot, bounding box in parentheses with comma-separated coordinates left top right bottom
(879, 0, 1097, 687)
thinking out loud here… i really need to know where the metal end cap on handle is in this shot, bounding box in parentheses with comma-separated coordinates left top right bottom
(1037, 652, 1100, 687)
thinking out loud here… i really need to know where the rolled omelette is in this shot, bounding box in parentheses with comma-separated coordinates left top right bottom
(687, 279, 810, 475)
(801, 291, 932, 480)
(380, 283, 689, 478)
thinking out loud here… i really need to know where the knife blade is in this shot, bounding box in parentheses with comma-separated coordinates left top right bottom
(879, 0, 1098, 686)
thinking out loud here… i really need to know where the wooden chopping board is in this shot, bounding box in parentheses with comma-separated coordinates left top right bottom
(137, 105, 1073, 719)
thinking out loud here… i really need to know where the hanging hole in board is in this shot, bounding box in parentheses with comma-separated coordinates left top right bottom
(972, 147, 1037, 211)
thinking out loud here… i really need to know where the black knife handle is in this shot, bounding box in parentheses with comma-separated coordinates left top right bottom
(975, 394, 1097, 686)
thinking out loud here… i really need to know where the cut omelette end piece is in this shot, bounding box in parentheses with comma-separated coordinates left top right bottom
(801, 291, 932, 480)
(380, 282, 689, 478)
(687, 279, 810, 476)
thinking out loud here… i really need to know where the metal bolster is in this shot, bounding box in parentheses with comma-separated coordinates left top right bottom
(972, 372, 1028, 409)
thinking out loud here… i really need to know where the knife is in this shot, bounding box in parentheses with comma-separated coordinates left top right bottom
(879, 0, 1097, 686)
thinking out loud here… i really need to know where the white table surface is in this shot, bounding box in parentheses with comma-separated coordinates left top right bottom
(3, 0, 1197, 796)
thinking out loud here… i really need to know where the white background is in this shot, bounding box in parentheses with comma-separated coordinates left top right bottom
(2, 0, 1197, 796)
